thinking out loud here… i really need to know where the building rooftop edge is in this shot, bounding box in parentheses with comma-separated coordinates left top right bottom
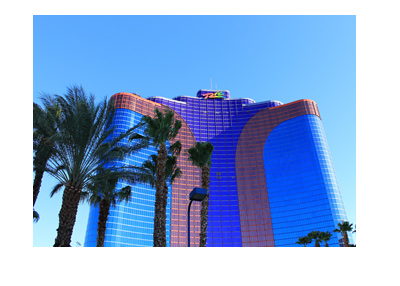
(147, 96, 187, 104)
(111, 92, 315, 108)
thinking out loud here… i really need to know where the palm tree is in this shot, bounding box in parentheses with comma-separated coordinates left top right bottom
(320, 231, 333, 247)
(296, 236, 312, 247)
(139, 108, 182, 247)
(307, 231, 323, 247)
(333, 221, 354, 247)
(33, 96, 61, 210)
(45, 86, 146, 247)
(80, 167, 138, 247)
(136, 154, 182, 243)
(187, 141, 214, 247)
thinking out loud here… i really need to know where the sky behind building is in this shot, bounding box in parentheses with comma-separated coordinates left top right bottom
(33, 15, 356, 246)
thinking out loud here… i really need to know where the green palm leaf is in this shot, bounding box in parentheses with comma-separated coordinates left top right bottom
(33, 209, 40, 223)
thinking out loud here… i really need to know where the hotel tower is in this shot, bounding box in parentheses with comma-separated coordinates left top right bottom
(84, 90, 351, 247)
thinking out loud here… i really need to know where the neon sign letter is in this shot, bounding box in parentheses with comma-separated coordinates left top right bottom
(202, 91, 227, 99)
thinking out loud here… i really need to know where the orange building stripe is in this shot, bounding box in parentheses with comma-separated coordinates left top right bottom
(235, 99, 320, 247)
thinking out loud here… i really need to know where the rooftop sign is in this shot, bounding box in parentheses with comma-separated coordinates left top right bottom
(196, 89, 231, 99)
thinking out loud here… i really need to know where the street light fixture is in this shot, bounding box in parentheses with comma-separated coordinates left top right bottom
(187, 187, 207, 247)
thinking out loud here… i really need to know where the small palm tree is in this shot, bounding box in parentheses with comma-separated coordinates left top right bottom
(333, 221, 354, 247)
(33, 96, 61, 209)
(307, 231, 323, 247)
(45, 86, 146, 247)
(187, 141, 214, 247)
(296, 236, 312, 247)
(139, 108, 182, 247)
(81, 167, 138, 247)
(320, 231, 333, 247)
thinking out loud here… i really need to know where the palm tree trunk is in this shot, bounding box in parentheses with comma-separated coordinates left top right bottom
(343, 232, 349, 247)
(97, 198, 111, 247)
(315, 241, 320, 247)
(33, 167, 45, 206)
(163, 181, 168, 210)
(154, 143, 167, 247)
(199, 164, 210, 247)
(153, 189, 164, 247)
(162, 180, 168, 242)
(33, 149, 50, 207)
(54, 184, 81, 247)
(325, 242, 329, 247)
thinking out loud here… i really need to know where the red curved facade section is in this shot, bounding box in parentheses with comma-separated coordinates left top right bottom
(235, 99, 321, 247)
(111, 93, 202, 247)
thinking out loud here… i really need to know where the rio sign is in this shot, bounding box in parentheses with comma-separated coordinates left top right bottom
(202, 91, 228, 99)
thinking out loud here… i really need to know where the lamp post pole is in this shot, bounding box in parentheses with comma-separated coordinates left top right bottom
(187, 199, 193, 247)
(187, 187, 207, 247)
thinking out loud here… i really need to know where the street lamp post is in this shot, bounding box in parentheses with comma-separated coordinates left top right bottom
(187, 187, 207, 247)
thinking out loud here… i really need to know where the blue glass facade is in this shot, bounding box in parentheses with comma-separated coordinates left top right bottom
(264, 115, 348, 246)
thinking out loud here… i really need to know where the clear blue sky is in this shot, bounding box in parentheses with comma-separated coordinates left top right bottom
(33, 15, 356, 246)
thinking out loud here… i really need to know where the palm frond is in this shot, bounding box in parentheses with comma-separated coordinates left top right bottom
(168, 141, 182, 156)
(50, 183, 64, 198)
(187, 141, 214, 168)
(334, 221, 354, 233)
(170, 167, 182, 184)
(140, 108, 182, 148)
(116, 186, 132, 203)
(307, 231, 323, 243)
(33, 209, 40, 223)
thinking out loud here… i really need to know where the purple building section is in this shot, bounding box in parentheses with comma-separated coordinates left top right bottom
(148, 90, 282, 246)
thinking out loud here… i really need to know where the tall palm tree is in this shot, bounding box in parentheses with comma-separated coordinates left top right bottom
(187, 141, 214, 247)
(139, 108, 182, 247)
(136, 154, 182, 244)
(333, 221, 354, 247)
(296, 236, 312, 247)
(307, 231, 323, 247)
(33, 96, 61, 211)
(320, 231, 333, 247)
(80, 167, 139, 247)
(45, 86, 146, 247)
